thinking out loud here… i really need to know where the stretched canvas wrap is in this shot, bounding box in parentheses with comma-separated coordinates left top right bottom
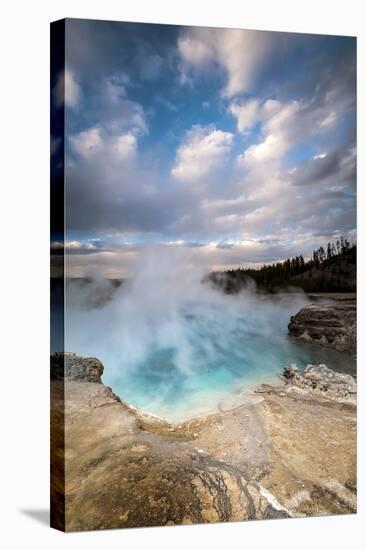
(50, 18, 357, 532)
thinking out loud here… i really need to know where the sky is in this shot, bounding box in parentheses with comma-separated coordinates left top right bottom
(51, 19, 356, 278)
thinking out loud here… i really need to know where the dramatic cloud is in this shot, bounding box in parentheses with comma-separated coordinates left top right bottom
(55, 20, 356, 277)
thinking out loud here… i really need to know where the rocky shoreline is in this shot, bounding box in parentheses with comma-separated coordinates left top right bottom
(51, 348, 357, 531)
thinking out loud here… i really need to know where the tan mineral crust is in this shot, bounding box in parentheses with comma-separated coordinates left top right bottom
(51, 349, 356, 532)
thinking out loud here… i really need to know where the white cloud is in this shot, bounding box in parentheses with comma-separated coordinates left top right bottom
(178, 34, 213, 67)
(75, 77, 148, 137)
(213, 214, 241, 231)
(229, 99, 259, 133)
(51, 241, 99, 252)
(65, 69, 81, 107)
(238, 134, 288, 166)
(66, 240, 97, 250)
(178, 28, 272, 97)
(171, 125, 234, 182)
(54, 69, 81, 108)
(69, 127, 137, 161)
(201, 195, 248, 213)
(243, 205, 273, 225)
(235, 95, 351, 179)
(113, 133, 137, 159)
(69, 128, 103, 158)
(237, 100, 302, 167)
(260, 99, 282, 120)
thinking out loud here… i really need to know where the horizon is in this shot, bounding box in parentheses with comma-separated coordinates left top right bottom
(51, 19, 356, 278)
(51, 236, 356, 280)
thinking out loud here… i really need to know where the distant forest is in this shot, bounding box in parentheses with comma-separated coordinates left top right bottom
(208, 237, 356, 293)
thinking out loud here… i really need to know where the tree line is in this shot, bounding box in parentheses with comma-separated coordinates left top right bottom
(209, 237, 356, 293)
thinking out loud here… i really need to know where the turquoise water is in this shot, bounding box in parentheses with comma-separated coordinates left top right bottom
(63, 277, 355, 422)
(97, 299, 355, 421)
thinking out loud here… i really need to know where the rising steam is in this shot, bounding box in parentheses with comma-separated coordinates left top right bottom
(64, 247, 311, 420)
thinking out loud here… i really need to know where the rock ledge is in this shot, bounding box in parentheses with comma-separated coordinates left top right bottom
(288, 301, 356, 353)
(282, 364, 356, 404)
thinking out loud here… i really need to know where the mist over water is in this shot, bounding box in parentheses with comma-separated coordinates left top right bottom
(64, 248, 352, 421)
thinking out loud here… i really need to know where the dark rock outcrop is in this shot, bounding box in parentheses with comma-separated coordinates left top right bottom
(288, 300, 356, 353)
(51, 352, 104, 383)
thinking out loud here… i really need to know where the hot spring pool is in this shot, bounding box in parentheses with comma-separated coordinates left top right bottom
(64, 279, 355, 422)
(107, 346, 355, 421)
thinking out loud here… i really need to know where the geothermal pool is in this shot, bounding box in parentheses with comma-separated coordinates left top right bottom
(63, 274, 355, 422)
(100, 307, 354, 421)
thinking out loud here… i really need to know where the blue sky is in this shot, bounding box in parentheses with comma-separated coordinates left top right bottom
(52, 19, 356, 277)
